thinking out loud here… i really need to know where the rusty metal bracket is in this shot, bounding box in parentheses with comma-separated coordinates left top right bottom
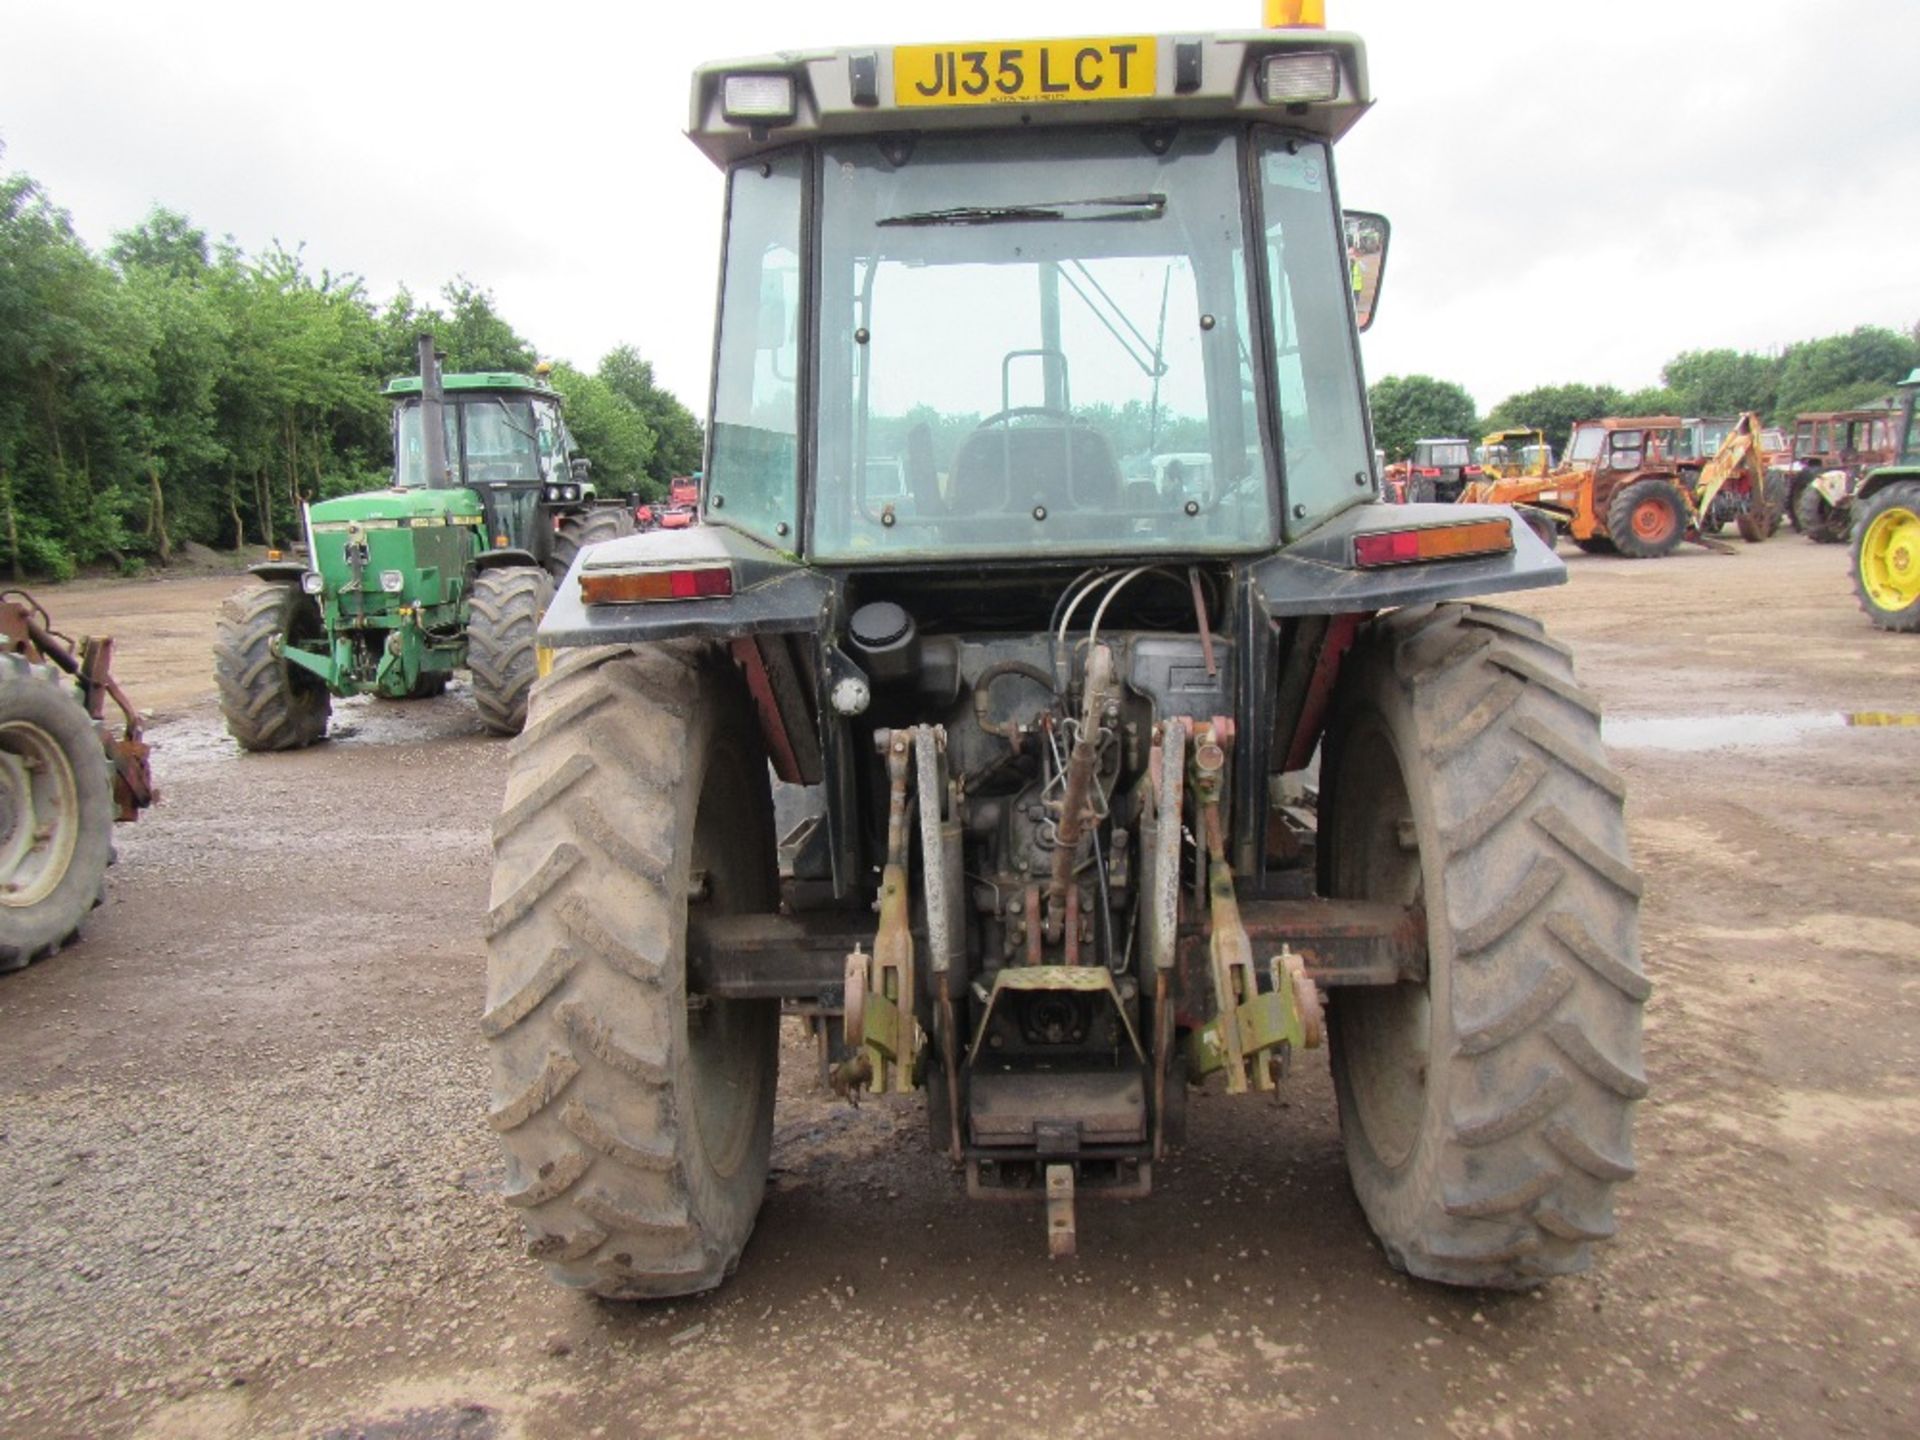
(914, 725, 965, 1163)
(831, 730, 920, 1098)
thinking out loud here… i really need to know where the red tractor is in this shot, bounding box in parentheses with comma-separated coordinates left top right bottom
(636, 474, 703, 531)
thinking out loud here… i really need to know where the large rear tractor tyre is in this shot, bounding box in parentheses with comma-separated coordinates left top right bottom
(1320, 603, 1647, 1288)
(485, 644, 779, 1298)
(0, 656, 115, 972)
(1794, 483, 1849, 544)
(1571, 534, 1615, 556)
(214, 581, 331, 752)
(1605, 479, 1686, 559)
(1851, 480, 1920, 633)
(468, 566, 552, 736)
(549, 506, 637, 581)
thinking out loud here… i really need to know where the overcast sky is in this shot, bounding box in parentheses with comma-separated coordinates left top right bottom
(3, 0, 1916, 416)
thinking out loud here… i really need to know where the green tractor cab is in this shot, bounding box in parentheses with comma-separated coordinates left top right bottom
(484, 23, 1642, 1298)
(214, 337, 620, 748)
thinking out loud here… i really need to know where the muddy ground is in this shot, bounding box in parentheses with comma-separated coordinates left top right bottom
(0, 540, 1916, 1439)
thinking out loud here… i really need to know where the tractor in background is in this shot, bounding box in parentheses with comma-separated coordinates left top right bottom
(1851, 370, 1920, 631)
(1476, 427, 1552, 481)
(637, 474, 702, 532)
(1785, 406, 1901, 543)
(1460, 413, 1775, 557)
(213, 337, 619, 747)
(1383, 436, 1481, 503)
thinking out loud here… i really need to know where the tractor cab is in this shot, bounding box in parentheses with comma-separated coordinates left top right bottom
(385, 370, 599, 571)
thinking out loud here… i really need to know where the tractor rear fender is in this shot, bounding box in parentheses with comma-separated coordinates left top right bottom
(537, 525, 828, 649)
(473, 548, 542, 572)
(248, 561, 308, 583)
(1250, 502, 1564, 619)
(1856, 466, 1920, 507)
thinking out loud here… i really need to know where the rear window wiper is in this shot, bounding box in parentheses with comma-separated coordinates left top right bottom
(878, 193, 1167, 227)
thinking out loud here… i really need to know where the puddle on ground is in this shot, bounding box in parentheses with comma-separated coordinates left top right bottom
(1606, 710, 1920, 752)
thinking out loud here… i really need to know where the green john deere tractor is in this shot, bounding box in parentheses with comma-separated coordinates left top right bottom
(485, 24, 1645, 1299)
(215, 338, 635, 747)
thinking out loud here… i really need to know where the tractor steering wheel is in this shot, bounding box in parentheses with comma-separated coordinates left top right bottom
(973, 405, 1078, 430)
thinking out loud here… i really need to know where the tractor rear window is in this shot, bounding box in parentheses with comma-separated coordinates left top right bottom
(812, 126, 1276, 560)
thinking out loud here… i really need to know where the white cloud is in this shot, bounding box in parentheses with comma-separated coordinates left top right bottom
(3, 0, 1915, 414)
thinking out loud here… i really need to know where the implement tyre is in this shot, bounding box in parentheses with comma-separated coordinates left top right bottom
(0, 656, 115, 972)
(485, 643, 779, 1298)
(213, 581, 331, 752)
(468, 566, 552, 736)
(1851, 480, 1920, 632)
(1320, 603, 1647, 1288)
(1605, 479, 1686, 559)
(550, 507, 636, 581)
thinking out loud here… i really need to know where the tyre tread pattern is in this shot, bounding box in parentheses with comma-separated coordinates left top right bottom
(468, 567, 552, 736)
(485, 644, 772, 1299)
(213, 582, 330, 752)
(1332, 602, 1646, 1288)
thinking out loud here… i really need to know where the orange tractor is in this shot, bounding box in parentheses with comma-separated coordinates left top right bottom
(1460, 412, 1777, 558)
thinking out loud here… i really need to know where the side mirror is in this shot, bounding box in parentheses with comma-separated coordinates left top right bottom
(570, 456, 592, 481)
(1342, 211, 1390, 332)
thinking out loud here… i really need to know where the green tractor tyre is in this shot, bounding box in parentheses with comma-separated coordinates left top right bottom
(1851, 480, 1920, 632)
(551, 507, 637, 580)
(214, 580, 332, 752)
(468, 566, 553, 735)
(0, 654, 116, 971)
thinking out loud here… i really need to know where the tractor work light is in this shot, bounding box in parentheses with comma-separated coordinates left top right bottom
(1259, 52, 1340, 104)
(543, 484, 582, 503)
(579, 563, 733, 605)
(301, 572, 325, 595)
(722, 73, 797, 123)
(1352, 519, 1514, 568)
(380, 570, 406, 593)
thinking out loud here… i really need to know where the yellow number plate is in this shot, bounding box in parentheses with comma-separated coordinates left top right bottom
(894, 37, 1156, 108)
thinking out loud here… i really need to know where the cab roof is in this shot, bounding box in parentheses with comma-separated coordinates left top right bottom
(383, 372, 556, 398)
(687, 30, 1372, 167)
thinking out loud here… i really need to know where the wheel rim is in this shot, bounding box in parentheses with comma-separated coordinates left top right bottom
(1330, 718, 1432, 1171)
(0, 721, 81, 908)
(1861, 503, 1920, 611)
(686, 737, 772, 1180)
(1631, 496, 1675, 544)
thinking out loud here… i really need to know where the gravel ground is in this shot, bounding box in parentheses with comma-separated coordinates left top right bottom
(0, 542, 1916, 1438)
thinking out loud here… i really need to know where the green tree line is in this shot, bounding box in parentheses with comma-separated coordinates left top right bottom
(1370, 323, 1920, 461)
(0, 157, 702, 580)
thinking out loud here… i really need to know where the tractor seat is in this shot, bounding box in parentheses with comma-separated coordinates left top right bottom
(948, 424, 1122, 516)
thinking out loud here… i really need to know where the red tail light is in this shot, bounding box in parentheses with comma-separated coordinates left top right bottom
(579, 563, 733, 605)
(1416, 467, 1441, 477)
(1353, 519, 1514, 568)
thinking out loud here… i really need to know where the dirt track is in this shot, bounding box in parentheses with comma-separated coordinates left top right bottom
(0, 540, 1916, 1439)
